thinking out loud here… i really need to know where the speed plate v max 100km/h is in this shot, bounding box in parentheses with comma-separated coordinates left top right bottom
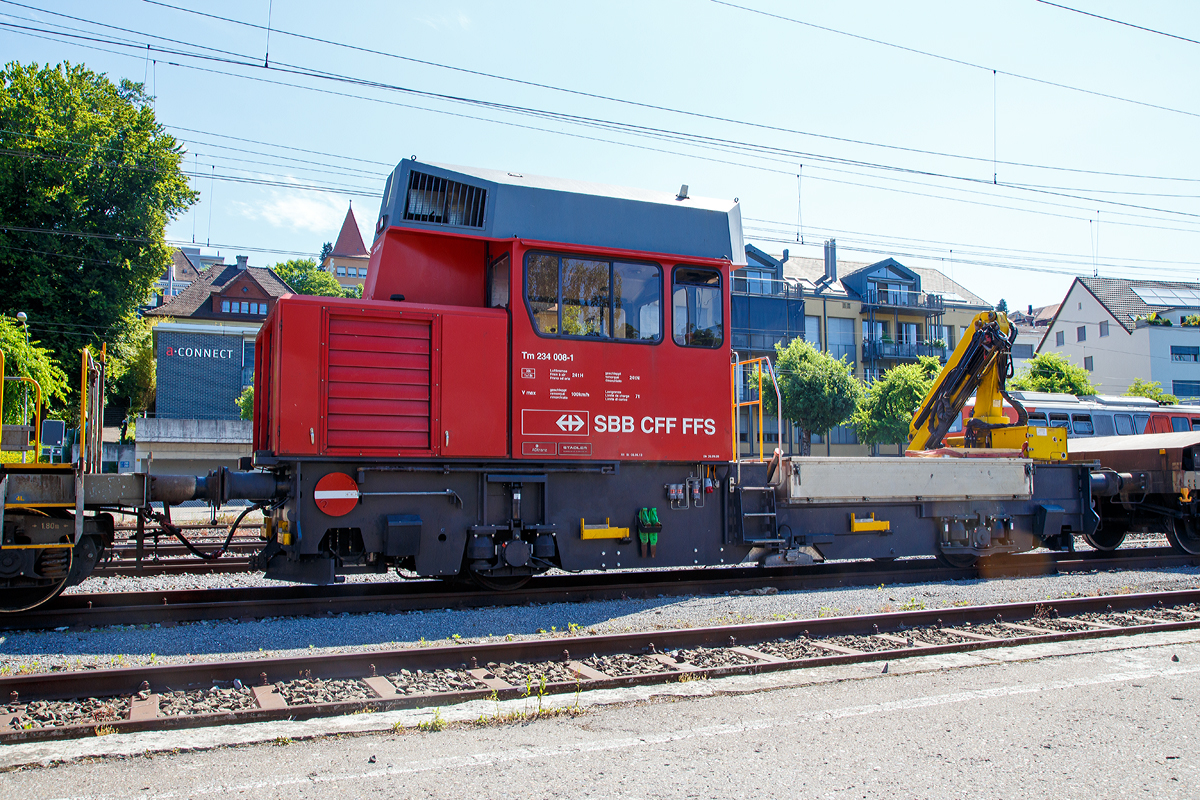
(313, 472, 360, 516)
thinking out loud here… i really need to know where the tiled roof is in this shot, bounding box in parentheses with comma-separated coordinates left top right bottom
(909, 266, 990, 307)
(146, 263, 294, 320)
(1077, 276, 1200, 333)
(161, 248, 203, 283)
(331, 205, 368, 257)
(772, 253, 989, 307)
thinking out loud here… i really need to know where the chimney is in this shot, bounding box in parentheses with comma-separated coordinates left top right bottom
(782, 248, 789, 263)
(823, 239, 837, 283)
(1028, 304, 1034, 316)
(235, 255, 249, 270)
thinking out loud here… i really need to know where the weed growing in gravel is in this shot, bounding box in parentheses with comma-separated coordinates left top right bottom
(677, 672, 708, 683)
(0, 666, 10, 676)
(953, 600, 971, 607)
(274, 736, 293, 746)
(391, 720, 406, 734)
(817, 607, 839, 618)
(94, 725, 117, 737)
(568, 622, 580, 634)
(418, 708, 446, 732)
(505, 634, 514, 642)
(899, 598, 926, 611)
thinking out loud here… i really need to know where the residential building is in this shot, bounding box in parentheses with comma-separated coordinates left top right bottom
(733, 241, 992, 456)
(1008, 303, 1058, 368)
(138, 256, 294, 475)
(1038, 277, 1200, 398)
(144, 247, 225, 309)
(322, 204, 370, 289)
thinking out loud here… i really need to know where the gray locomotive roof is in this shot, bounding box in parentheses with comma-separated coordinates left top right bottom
(376, 159, 746, 265)
(1067, 430, 1200, 456)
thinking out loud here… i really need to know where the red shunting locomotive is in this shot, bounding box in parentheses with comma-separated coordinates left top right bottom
(246, 159, 1097, 586)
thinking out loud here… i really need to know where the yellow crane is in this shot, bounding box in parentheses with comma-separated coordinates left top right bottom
(907, 311, 1066, 460)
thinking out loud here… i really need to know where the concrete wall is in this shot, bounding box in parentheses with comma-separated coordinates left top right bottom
(1146, 325, 1200, 399)
(135, 417, 252, 474)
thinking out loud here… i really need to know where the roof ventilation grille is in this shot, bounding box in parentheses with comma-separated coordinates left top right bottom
(403, 170, 487, 228)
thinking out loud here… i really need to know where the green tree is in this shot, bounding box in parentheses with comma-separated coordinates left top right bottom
(1009, 352, 1097, 396)
(995, 298, 1008, 313)
(853, 356, 941, 447)
(1124, 377, 1178, 405)
(0, 61, 196, 374)
(758, 338, 862, 456)
(0, 315, 70, 425)
(106, 315, 161, 423)
(269, 257, 358, 298)
(237, 384, 254, 421)
(318, 241, 333, 264)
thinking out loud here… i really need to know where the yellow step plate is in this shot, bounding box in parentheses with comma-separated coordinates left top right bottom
(580, 517, 630, 540)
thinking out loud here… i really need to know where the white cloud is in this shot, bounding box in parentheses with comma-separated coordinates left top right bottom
(235, 191, 347, 235)
(418, 11, 470, 30)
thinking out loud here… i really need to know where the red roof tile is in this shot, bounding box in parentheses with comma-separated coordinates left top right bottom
(331, 204, 368, 257)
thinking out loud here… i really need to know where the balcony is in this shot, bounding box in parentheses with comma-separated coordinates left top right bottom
(731, 275, 803, 299)
(860, 289, 945, 313)
(863, 339, 949, 362)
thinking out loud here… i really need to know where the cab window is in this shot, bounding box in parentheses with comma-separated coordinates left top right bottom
(1114, 414, 1134, 435)
(672, 267, 723, 347)
(1172, 416, 1191, 432)
(1071, 414, 1094, 435)
(1134, 414, 1150, 434)
(1027, 412, 1047, 427)
(1049, 413, 1069, 429)
(524, 252, 662, 342)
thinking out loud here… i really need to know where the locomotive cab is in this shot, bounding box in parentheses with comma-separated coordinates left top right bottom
(251, 160, 746, 585)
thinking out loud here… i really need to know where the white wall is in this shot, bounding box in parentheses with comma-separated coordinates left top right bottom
(1038, 281, 1146, 393)
(1147, 325, 1200, 399)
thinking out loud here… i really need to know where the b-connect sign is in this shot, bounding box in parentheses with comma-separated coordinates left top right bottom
(157, 331, 246, 419)
(164, 346, 236, 359)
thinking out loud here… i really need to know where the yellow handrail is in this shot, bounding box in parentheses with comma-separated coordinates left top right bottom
(0, 350, 46, 462)
(730, 354, 782, 462)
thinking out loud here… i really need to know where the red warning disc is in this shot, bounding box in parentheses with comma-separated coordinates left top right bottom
(313, 472, 359, 517)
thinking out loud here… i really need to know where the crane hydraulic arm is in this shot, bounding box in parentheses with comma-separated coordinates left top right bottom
(907, 311, 1066, 460)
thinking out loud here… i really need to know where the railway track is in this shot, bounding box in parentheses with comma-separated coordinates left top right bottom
(13, 546, 1199, 632)
(2, 587, 1197, 744)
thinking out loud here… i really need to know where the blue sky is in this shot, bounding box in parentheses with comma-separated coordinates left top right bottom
(5, 0, 1200, 308)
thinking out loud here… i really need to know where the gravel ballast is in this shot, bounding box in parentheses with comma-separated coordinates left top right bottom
(2, 563, 1198, 677)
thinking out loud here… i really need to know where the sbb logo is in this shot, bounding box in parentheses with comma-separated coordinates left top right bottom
(594, 415, 635, 433)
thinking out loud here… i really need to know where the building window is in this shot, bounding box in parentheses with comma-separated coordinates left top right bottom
(221, 300, 231, 313)
(241, 301, 249, 314)
(358, 267, 368, 277)
(1174, 381, 1200, 398)
(1012, 343, 1034, 359)
(1084, 355, 1093, 371)
(672, 267, 722, 347)
(524, 251, 663, 343)
(1077, 325, 1086, 342)
(1056, 331, 1065, 347)
(735, 268, 773, 295)
(1099, 320, 1109, 337)
(1171, 346, 1199, 362)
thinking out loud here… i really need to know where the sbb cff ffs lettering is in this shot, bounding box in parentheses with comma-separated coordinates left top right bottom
(593, 415, 716, 435)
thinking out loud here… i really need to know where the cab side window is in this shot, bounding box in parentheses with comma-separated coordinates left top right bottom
(672, 267, 723, 347)
(524, 251, 662, 342)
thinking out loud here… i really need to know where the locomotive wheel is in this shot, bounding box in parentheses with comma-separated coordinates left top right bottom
(1165, 517, 1200, 556)
(0, 547, 73, 613)
(470, 571, 532, 591)
(1084, 525, 1127, 552)
(935, 551, 978, 569)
